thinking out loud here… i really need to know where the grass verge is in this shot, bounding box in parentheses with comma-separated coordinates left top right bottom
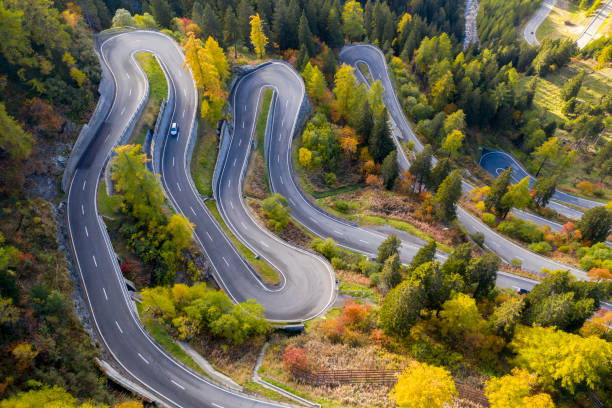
(254, 88, 274, 191)
(191, 118, 218, 197)
(130, 52, 168, 146)
(205, 200, 280, 285)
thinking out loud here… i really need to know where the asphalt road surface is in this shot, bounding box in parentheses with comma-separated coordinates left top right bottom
(67, 30, 311, 408)
(479, 150, 604, 214)
(576, 0, 612, 48)
(523, 0, 557, 45)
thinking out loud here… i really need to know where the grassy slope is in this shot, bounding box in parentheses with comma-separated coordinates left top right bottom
(131, 52, 168, 146)
(255, 88, 274, 191)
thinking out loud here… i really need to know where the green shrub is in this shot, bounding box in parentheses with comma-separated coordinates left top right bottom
(359, 260, 381, 276)
(331, 257, 346, 270)
(311, 237, 339, 260)
(528, 241, 552, 254)
(497, 218, 543, 243)
(558, 245, 571, 253)
(470, 232, 485, 247)
(482, 212, 496, 226)
(510, 258, 522, 268)
(578, 242, 612, 271)
(324, 172, 337, 186)
(334, 200, 349, 213)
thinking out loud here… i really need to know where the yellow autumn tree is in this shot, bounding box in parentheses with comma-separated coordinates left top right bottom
(249, 13, 268, 58)
(390, 361, 457, 408)
(183, 34, 229, 123)
(485, 369, 555, 408)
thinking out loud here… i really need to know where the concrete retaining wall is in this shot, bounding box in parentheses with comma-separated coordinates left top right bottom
(62, 38, 115, 192)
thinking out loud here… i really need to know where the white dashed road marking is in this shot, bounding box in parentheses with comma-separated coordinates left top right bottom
(206, 231, 213, 241)
(138, 353, 150, 364)
(102, 287, 108, 300)
(190, 206, 197, 216)
(85, 226, 89, 237)
(222, 257, 229, 266)
(82, 180, 86, 191)
(92, 255, 97, 267)
(170, 380, 185, 390)
(81, 204, 85, 215)
(176, 182, 182, 192)
(115, 320, 123, 334)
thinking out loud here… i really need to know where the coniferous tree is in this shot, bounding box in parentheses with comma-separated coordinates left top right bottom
(326, 3, 344, 49)
(409, 145, 433, 192)
(355, 100, 373, 141)
(426, 158, 451, 192)
(369, 108, 394, 163)
(223, 6, 238, 58)
(408, 240, 437, 274)
(256, 0, 273, 26)
(272, 0, 290, 50)
(298, 11, 315, 57)
(237, 0, 254, 45)
(191, 1, 203, 27)
(434, 170, 462, 221)
(149, 0, 172, 28)
(296, 45, 309, 71)
(377, 234, 401, 263)
(532, 175, 557, 208)
(201, 4, 222, 42)
(381, 151, 399, 189)
(485, 167, 512, 214)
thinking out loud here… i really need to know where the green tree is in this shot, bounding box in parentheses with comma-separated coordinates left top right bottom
(443, 109, 466, 135)
(441, 242, 472, 278)
(439, 293, 484, 341)
(341, 0, 365, 41)
(498, 176, 532, 219)
(380, 151, 398, 189)
(412, 261, 462, 311)
(377, 234, 401, 263)
(532, 176, 557, 208)
(322, 45, 337, 78)
(434, 170, 462, 221)
(467, 253, 500, 298)
(560, 71, 585, 101)
(262, 193, 291, 231)
(237, 0, 254, 44)
(223, 6, 238, 56)
(326, 6, 344, 48)
(111, 8, 135, 27)
(380, 278, 425, 337)
(408, 240, 436, 273)
(149, 0, 172, 28)
(367, 79, 385, 117)
(426, 158, 451, 192)
(409, 145, 433, 192)
(298, 11, 314, 57)
(485, 167, 512, 214)
(355, 100, 374, 141)
(0, 102, 32, 160)
(380, 253, 402, 292)
(201, 4, 222, 42)
(510, 325, 612, 393)
(578, 206, 612, 243)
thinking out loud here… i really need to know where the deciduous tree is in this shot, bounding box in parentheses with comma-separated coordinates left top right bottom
(390, 361, 457, 408)
(485, 369, 555, 408)
(341, 0, 365, 41)
(262, 193, 291, 231)
(249, 13, 268, 58)
(377, 234, 400, 263)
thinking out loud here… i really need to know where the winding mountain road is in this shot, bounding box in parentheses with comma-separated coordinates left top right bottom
(524, 0, 557, 45)
(66, 30, 603, 408)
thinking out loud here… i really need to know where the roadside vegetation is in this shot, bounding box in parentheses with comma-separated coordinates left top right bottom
(130, 52, 168, 146)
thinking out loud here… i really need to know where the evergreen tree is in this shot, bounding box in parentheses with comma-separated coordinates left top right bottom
(201, 4, 222, 42)
(149, 0, 172, 28)
(409, 145, 433, 192)
(381, 151, 399, 190)
(296, 45, 309, 71)
(321, 46, 337, 79)
(286, 0, 301, 48)
(485, 167, 512, 214)
(355, 100, 373, 141)
(326, 3, 344, 49)
(408, 240, 437, 274)
(441, 242, 472, 278)
(298, 11, 315, 57)
(532, 176, 556, 208)
(578, 207, 612, 243)
(255, 0, 273, 26)
(272, 0, 290, 50)
(434, 170, 462, 221)
(191, 1, 203, 27)
(368, 108, 394, 163)
(237, 0, 254, 45)
(426, 158, 451, 192)
(223, 6, 238, 57)
(380, 279, 425, 337)
(467, 253, 500, 298)
(377, 234, 401, 263)
(380, 253, 402, 293)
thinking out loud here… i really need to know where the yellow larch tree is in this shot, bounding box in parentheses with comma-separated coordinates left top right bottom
(249, 13, 268, 58)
